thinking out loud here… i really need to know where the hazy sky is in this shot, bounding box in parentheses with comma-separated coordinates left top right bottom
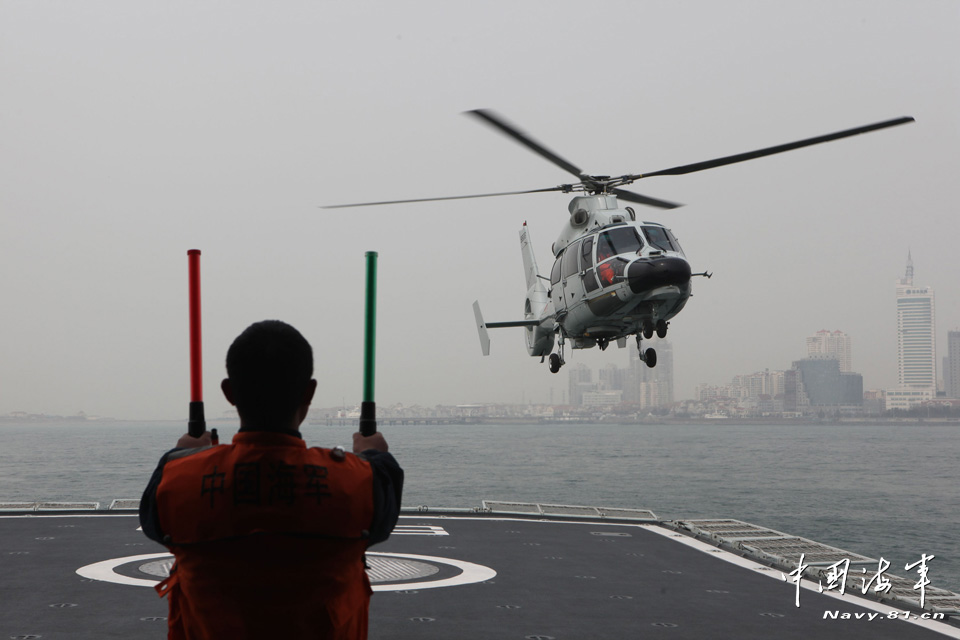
(2, 1, 957, 420)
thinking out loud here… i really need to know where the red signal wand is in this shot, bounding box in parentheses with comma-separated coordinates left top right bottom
(187, 249, 206, 438)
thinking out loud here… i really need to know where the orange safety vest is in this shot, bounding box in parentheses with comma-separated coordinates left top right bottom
(154, 431, 375, 640)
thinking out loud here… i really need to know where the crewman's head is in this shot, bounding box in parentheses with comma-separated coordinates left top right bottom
(222, 320, 316, 429)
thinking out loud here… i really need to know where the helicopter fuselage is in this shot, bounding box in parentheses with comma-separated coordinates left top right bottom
(541, 195, 691, 350)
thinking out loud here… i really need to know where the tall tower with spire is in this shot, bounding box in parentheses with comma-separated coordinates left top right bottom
(893, 252, 936, 404)
(902, 250, 914, 284)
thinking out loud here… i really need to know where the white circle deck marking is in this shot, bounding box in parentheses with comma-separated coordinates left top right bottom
(76, 551, 495, 591)
(77, 553, 169, 586)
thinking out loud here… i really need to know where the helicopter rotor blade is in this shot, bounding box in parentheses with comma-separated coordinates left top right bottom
(322, 186, 568, 209)
(610, 188, 683, 210)
(467, 109, 586, 180)
(631, 116, 915, 179)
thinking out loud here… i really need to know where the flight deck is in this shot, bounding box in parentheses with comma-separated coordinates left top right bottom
(3, 501, 959, 639)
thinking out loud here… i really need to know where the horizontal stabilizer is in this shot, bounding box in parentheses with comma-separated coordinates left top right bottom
(487, 320, 541, 328)
(474, 301, 540, 356)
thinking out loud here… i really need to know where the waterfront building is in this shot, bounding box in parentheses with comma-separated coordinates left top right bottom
(947, 330, 960, 399)
(886, 388, 935, 411)
(731, 370, 784, 398)
(782, 369, 806, 413)
(806, 330, 852, 372)
(892, 253, 937, 407)
(793, 357, 863, 409)
(582, 390, 623, 407)
(694, 384, 745, 401)
(863, 389, 886, 415)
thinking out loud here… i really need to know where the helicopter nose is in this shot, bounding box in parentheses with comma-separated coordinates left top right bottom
(627, 257, 692, 293)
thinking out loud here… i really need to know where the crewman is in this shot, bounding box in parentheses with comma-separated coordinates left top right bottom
(140, 320, 403, 639)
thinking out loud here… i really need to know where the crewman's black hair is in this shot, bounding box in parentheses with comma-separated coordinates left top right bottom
(225, 320, 313, 428)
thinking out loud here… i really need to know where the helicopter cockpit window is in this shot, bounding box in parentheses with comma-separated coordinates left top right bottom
(561, 240, 581, 279)
(551, 255, 562, 286)
(580, 237, 594, 269)
(642, 226, 676, 252)
(596, 227, 643, 262)
(581, 236, 598, 293)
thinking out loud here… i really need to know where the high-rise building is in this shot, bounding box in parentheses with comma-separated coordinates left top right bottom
(782, 369, 805, 413)
(947, 330, 960, 399)
(895, 252, 937, 392)
(598, 362, 626, 392)
(807, 330, 852, 372)
(793, 357, 863, 407)
(567, 362, 595, 406)
(625, 340, 674, 408)
(731, 370, 785, 398)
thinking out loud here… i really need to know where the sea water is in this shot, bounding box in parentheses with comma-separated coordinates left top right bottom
(1, 420, 957, 593)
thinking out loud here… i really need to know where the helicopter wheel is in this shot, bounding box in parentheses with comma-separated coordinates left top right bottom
(642, 322, 654, 340)
(549, 353, 562, 374)
(644, 348, 657, 368)
(656, 320, 668, 339)
(598, 338, 609, 351)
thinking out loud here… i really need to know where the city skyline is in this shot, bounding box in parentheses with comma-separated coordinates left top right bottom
(4, 249, 954, 417)
(2, 2, 957, 420)
(5, 284, 954, 418)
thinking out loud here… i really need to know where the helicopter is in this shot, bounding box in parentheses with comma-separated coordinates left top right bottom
(326, 109, 914, 374)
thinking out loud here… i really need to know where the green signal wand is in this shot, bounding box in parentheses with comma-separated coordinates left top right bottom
(358, 251, 378, 437)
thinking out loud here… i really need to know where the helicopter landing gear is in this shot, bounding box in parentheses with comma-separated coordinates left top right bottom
(636, 334, 657, 368)
(656, 319, 668, 339)
(643, 318, 668, 339)
(644, 348, 657, 368)
(549, 333, 567, 373)
(598, 337, 609, 351)
(549, 353, 562, 373)
(642, 322, 654, 340)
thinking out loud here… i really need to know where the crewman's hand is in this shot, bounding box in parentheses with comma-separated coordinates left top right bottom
(176, 431, 213, 449)
(353, 431, 388, 454)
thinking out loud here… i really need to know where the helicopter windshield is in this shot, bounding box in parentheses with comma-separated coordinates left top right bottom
(641, 226, 677, 252)
(666, 228, 684, 254)
(596, 227, 643, 262)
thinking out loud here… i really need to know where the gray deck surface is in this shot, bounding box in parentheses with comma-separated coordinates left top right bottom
(2, 511, 958, 639)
